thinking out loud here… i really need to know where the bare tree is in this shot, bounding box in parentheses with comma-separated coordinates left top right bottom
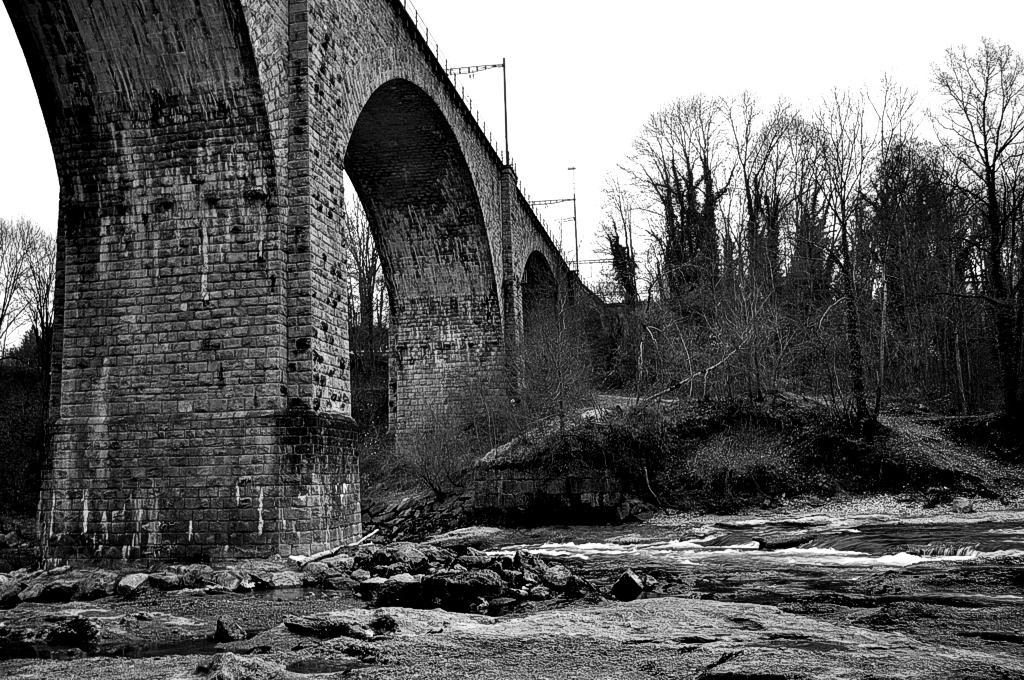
(866, 77, 919, 415)
(20, 226, 55, 376)
(346, 199, 384, 339)
(726, 93, 794, 286)
(626, 95, 731, 300)
(599, 177, 639, 304)
(344, 192, 390, 429)
(0, 217, 37, 356)
(816, 89, 878, 423)
(930, 38, 1024, 420)
(784, 116, 832, 311)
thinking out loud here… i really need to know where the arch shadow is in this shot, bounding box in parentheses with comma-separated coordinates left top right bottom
(344, 78, 503, 435)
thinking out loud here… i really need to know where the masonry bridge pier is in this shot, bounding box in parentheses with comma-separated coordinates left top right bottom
(5, 0, 595, 560)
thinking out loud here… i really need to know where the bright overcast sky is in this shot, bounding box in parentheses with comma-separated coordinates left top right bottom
(1, 0, 1020, 279)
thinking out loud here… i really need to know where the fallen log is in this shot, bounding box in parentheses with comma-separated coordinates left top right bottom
(289, 528, 380, 566)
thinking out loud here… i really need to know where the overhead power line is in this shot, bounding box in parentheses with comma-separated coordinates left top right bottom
(446, 63, 503, 76)
(446, 60, 508, 162)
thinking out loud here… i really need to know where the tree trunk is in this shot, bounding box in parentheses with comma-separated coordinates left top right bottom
(874, 265, 887, 417)
(839, 219, 869, 423)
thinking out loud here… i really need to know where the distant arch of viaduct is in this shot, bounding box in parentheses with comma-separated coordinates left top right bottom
(4, 0, 590, 559)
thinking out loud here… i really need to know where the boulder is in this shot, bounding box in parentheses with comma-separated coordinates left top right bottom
(149, 572, 183, 591)
(75, 571, 118, 600)
(755, 532, 815, 551)
(355, 576, 388, 599)
(116, 573, 151, 598)
(513, 550, 548, 573)
(215, 615, 248, 642)
(542, 564, 572, 590)
(20, 579, 78, 604)
(565, 575, 599, 598)
(211, 571, 253, 592)
(252, 571, 302, 589)
(0, 581, 25, 608)
(351, 569, 372, 581)
(373, 543, 429, 574)
(321, 555, 356, 571)
(15, 582, 46, 603)
(195, 653, 294, 680)
(301, 562, 332, 583)
(422, 569, 504, 611)
(46, 616, 100, 646)
(417, 545, 456, 566)
(421, 526, 503, 550)
(373, 573, 424, 608)
(456, 554, 493, 569)
(528, 585, 551, 600)
(284, 612, 376, 640)
(324, 574, 359, 591)
(611, 569, 645, 602)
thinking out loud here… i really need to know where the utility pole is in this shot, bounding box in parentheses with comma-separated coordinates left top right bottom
(569, 167, 578, 273)
(503, 58, 509, 163)
(447, 59, 509, 164)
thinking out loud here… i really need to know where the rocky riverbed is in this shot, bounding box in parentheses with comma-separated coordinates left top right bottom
(2, 498, 1023, 679)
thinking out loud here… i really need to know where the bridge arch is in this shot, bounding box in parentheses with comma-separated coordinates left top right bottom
(6, 0, 590, 560)
(343, 78, 502, 435)
(521, 250, 559, 344)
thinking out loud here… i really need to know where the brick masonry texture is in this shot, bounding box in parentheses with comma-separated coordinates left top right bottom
(5, 0, 592, 559)
(473, 465, 625, 525)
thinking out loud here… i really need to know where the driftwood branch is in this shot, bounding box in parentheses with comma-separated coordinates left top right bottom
(290, 528, 380, 566)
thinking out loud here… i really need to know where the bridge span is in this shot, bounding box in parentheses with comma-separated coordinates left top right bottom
(5, 0, 593, 559)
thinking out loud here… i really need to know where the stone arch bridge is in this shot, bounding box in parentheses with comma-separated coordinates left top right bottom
(5, 0, 595, 559)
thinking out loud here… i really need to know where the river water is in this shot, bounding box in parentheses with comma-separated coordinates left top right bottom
(495, 518, 1024, 609)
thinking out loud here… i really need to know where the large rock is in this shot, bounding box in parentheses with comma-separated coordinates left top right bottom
(284, 612, 376, 640)
(211, 571, 249, 592)
(417, 545, 457, 565)
(322, 555, 356, 571)
(0, 581, 24, 608)
(372, 543, 429, 574)
(755, 531, 816, 551)
(373, 573, 424, 608)
(422, 569, 505, 611)
(541, 564, 572, 590)
(195, 653, 293, 680)
(610, 569, 645, 602)
(421, 526, 503, 550)
(116, 573, 151, 598)
(20, 579, 79, 604)
(75, 571, 119, 600)
(355, 576, 388, 599)
(456, 554, 494, 569)
(149, 572, 183, 591)
(215, 615, 248, 642)
(46, 616, 100, 646)
(252, 571, 303, 589)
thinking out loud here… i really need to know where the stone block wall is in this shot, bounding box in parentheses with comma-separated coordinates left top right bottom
(473, 465, 625, 525)
(6, 0, 598, 559)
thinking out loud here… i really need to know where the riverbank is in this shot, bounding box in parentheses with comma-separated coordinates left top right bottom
(2, 500, 1023, 679)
